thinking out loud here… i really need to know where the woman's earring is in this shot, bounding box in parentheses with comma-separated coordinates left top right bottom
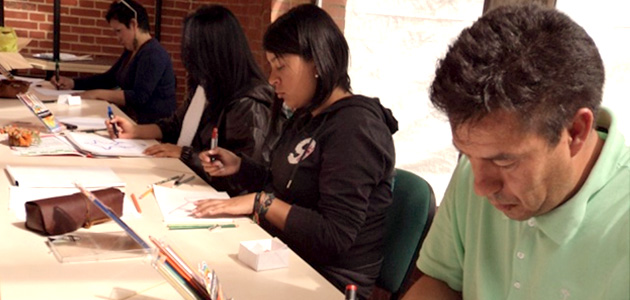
(315, 74, 319, 78)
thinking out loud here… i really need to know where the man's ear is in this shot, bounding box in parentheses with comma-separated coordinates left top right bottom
(129, 19, 138, 31)
(567, 108, 595, 157)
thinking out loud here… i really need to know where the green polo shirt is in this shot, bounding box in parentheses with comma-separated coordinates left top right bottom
(418, 108, 629, 299)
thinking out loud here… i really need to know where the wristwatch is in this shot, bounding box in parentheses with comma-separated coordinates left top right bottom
(180, 146, 193, 162)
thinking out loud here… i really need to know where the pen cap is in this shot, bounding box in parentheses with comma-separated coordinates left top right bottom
(344, 284, 357, 300)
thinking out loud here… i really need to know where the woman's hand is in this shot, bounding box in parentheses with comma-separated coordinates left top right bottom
(199, 147, 241, 177)
(144, 143, 182, 158)
(78, 89, 107, 100)
(193, 193, 256, 217)
(106, 116, 136, 139)
(50, 76, 74, 90)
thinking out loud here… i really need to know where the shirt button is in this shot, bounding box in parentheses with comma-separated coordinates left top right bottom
(517, 252, 525, 259)
(527, 219, 536, 227)
(513, 282, 521, 289)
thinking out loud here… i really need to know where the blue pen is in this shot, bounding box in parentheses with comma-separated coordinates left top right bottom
(107, 106, 119, 138)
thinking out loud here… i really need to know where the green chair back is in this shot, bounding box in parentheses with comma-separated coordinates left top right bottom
(376, 168, 436, 299)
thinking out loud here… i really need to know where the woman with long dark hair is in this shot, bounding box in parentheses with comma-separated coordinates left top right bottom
(107, 5, 273, 194)
(194, 5, 398, 298)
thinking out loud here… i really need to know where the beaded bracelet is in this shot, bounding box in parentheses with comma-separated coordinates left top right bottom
(258, 192, 275, 219)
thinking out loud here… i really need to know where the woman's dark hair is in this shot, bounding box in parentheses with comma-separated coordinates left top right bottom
(181, 5, 267, 116)
(263, 4, 351, 113)
(106, 0, 150, 33)
(430, 5, 604, 146)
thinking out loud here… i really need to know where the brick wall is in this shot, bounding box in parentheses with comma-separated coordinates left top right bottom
(4, 0, 345, 104)
(5, 0, 271, 104)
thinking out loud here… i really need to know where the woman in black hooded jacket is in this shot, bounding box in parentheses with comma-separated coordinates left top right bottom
(193, 5, 397, 299)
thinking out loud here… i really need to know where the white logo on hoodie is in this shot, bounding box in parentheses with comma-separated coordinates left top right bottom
(288, 138, 316, 164)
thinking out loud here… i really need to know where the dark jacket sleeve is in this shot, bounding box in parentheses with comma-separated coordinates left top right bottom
(181, 96, 272, 196)
(280, 108, 395, 264)
(73, 54, 124, 90)
(222, 97, 271, 164)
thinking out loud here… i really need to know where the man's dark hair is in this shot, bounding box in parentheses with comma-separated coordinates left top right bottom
(181, 5, 267, 116)
(430, 5, 604, 145)
(263, 4, 352, 113)
(106, 0, 150, 33)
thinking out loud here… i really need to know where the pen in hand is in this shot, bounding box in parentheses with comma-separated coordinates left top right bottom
(210, 127, 218, 162)
(107, 106, 119, 138)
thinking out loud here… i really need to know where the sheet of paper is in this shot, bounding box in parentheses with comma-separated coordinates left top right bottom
(5, 165, 126, 188)
(64, 131, 159, 157)
(9, 186, 136, 221)
(31, 84, 84, 97)
(0, 75, 44, 84)
(9, 134, 83, 156)
(152, 184, 235, 225)
(32, 52, 93, 61)
(57, 117, 107, 131)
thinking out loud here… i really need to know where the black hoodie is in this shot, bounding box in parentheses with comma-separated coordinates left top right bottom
(236, 94, 398, 298)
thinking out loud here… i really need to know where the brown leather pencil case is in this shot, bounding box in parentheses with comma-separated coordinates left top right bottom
(0, 79, 30, 99)
(25, 187, 124, 236)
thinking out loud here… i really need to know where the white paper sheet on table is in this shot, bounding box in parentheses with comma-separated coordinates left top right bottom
(32, 84, 84, 97)
(57, 117, 107, 131)
(5, 165, 125, 188)
(152, 184, 235, 225)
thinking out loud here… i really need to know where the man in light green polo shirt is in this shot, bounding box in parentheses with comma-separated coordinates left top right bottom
(403, 5, 629, 300)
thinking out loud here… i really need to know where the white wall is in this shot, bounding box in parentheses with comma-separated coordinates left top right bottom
(345, 0, 630, 204)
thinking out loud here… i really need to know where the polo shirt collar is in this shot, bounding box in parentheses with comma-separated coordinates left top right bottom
(532, 108, 625, 244)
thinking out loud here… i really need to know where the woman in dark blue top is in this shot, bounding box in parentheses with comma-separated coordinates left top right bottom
(51, 0, 176, 124)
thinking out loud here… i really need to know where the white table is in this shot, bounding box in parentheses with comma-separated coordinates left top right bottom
(0, 99, 342, 299)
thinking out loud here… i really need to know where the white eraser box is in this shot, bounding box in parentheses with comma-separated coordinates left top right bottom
(238, 238, 289, 271)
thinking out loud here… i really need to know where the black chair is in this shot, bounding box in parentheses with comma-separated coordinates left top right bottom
(375, 168, 436, 299)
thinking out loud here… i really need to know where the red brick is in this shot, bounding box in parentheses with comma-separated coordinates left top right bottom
(78, 0, 95, 8)
(6, 2, 37, 11)
(29, 12, 47, 22)
(61, 0, 78, 5)
(80, 35, 94, 43)
(6, 20, 39, 30)
(71, 8, 102, 18)
(70, 43, 101, 53)
(80, 18, 96, 26)
(71, 26, 102, 35)
(5, 11, 29, 19)
(29, 31, 47, 39)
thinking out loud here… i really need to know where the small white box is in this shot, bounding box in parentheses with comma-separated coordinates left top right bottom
(57, 94, 81, 106)
(238, 238, 289, 271)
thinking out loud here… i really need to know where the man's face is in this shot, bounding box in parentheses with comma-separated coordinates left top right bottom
(453, 110, 575, 221)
